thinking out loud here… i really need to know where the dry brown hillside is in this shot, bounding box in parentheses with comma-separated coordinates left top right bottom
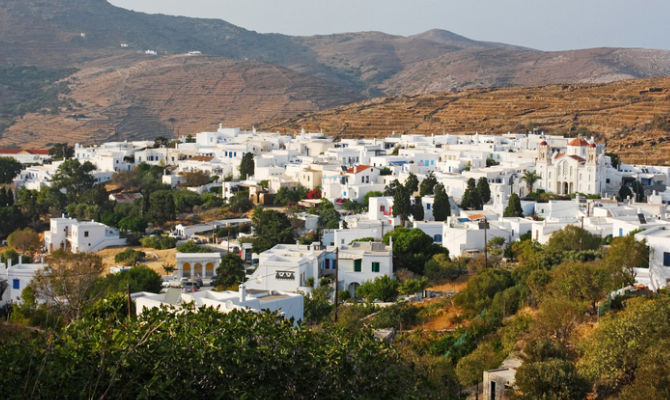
(259, 78, 670, 165)
(0, 54, 362, 147)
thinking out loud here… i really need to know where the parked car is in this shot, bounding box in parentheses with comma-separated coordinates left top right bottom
(182, 281, 199, 293)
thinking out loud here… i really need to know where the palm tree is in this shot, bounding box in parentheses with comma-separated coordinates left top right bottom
(522, 170, 541, 193)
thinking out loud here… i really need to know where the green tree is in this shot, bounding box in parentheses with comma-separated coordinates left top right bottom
(181, 171, 210, 187)
(514, 359, 589, 400)
(384, 227, 447, 275)
(118, 216, 148, 233)
(411, 196, 424, 221)
(0, 307, 429, 399)
(215, 253, 245, 287)
(392, 182, 411, 226)
(93, 265, 163, 296)
(454, 268, 514, 315)
(356, 275, 399, 302)
(503, 193, 524, 217)
(419, 172, 438, 196)
(317, 200, 341, 229)
(432, 183, 450, 221)
(7, 227, 40, 254)
(579, 296, 670, 395)
(549, 261, 611, 314)
(618, 339, 670, 400)
(476, 177, 491, 204)
(461, 178, 482, 210)
(239, 152, 255, 179)
(617, 184, 633, 202)
(522, 170, 541, 193)
(252, 207, 295, 253)
(631, 180, 645, 202)
(147, 190, 175, 225)
(51, 159, 96, 202)
(362, 190, 383, 208)
(399, 277, 428, 295)
(304, 284, 333, 324)
(602, 235, 648, 288)
(405, 173, 419, 194)
(546, 225, 601, 253)
(176, 240, 210, 253)
(114, 248, 146, 266)
(31, 250, 104, 321)
(455, 342, 504, 393)
(424, 253, 462, 283)
(0, 157, 22, 184)
(48, 143, 74, 160)
(229, 190, 253, 213)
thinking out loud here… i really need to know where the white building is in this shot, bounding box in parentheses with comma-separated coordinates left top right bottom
(635, 226, 670, 291)
(330, 241, 394, 297)
(246, 243, 326, 293)
(176, 252, 222, 279)
(535, 138, 608, 195)
(0, 260, 47, 304)
(44, 217, 126, 253)
(442, 216, 513, 257)
(133, 284, 304, 322)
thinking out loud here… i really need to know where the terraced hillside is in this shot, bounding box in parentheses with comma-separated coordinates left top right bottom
(0, 54, 362, 147)
(259, 78, 670, 165)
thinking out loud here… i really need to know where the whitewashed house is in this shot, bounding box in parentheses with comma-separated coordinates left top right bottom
(44, 217, 126, 253)
(133, 284, 304, 322)
(0, 260, 47, 304)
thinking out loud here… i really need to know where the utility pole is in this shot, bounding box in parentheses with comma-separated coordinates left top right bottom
(334, 247, 339, 322)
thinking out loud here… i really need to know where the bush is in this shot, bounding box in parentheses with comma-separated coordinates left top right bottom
(176, 240, 209, 253)
(140, 235, 176, 250)
(114, 248, 146, 266)
(371, 303, 419, 330)
(356, 276, 399, 302)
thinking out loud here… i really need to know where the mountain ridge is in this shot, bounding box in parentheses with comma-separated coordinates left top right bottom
(2, 0, 670, 154)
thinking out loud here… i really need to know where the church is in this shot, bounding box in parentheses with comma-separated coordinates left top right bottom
(535, 137, 607, 195)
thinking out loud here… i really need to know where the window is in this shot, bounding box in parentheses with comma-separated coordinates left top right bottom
(13, 279, 20, 290)
(372, 262, 380, 273)
(84, 231, 89, 237)
(433, 234, 442, 242)
(380, 205, 385, 212)
(664, 252, 670, 267)
(426, 204, 431, 210)
(325, 259, 330, 269)
(354, 259, 362, 272)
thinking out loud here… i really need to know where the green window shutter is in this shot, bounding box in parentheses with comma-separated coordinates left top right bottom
(354, 259, 362, 272)
(372, 262, 380, 273)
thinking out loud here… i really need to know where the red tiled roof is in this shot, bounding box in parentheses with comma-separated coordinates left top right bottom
(555, 152, 566, 159)
(570, 155, 586, 163)
(539, 140, 548, 146)
(347, 165, 372, 174)
(0, 149, 50, 155)
(568, 138, 589, 146)
(468, 214, 486, 221)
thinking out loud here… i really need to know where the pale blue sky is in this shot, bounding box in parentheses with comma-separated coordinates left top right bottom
(109, 0, 670, 51)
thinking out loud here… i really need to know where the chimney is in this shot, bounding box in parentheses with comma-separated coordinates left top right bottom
(239, 284, 246, 303)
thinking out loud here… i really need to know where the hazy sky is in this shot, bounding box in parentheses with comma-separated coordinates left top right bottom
(109, 0, 670, 51)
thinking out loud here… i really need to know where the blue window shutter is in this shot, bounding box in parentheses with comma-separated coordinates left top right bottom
(664, 253, 670, 267)
(13, 279, 20, 290)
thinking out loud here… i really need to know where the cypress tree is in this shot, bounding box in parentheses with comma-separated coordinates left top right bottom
(432, 184, 451, 221)
(477, 177, 491, 204)
(504, 194, 524, 217)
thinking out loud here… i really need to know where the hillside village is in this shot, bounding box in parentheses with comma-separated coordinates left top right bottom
(1, 125, 670, 398)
